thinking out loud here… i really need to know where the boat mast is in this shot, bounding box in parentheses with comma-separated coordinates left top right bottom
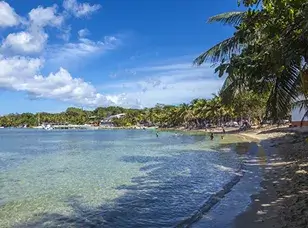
(37, 113, 40, 126)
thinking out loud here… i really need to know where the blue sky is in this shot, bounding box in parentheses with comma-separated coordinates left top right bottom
(0, 0, 240, 114)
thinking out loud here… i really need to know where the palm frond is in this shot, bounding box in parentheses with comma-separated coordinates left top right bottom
(293, 97, 308, 110)
(265, 61, 302, 121)
(219, 72, 246, 105)
(193, 36, 241, 65)
(208, 11, 246, 26)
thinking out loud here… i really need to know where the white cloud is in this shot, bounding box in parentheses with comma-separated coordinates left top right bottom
(0, 1, 20, 27)
(1, 5, 65, 55)
(134, 63, 194, 72)
(78, 28, 90, 38)
(47, 36, 119, 63)
(1, 30, 48, 54)
(0, 1, 125, 109)
(63, 0, 101, 17)
(0, 55, 42, 85)
(28, 5, 64, 28)
(0, 55, 119, 106)
(27, 68, 107, 106)
(102, 62, 222, 107)
(58, 26, 72, 41)
(123, 79, 223, 107)
(0, 54, 221, 109)
(0, 2, 220, 110)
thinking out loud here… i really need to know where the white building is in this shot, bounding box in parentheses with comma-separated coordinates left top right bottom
(100, 113, 126, 127)
(291, 98, 308, 127)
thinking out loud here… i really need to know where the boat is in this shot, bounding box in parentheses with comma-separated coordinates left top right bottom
(84, 125, 99, 130)
(33, 126, 44, 129)
(147, 126, 158, 130)
(34, 113, 53, 130)
(33, 124, 53, 130)
(43, 124, 53, 130)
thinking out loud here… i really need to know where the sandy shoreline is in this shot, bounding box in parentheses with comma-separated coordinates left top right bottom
(233, 128, 308, 228)
(160, 126, 308, 228)
(215, 126, 308, 228)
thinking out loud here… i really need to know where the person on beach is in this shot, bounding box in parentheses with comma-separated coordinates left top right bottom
(221, 127, 225, 139)
(210, 132, 214, 140)
(156, 132, 159, 138)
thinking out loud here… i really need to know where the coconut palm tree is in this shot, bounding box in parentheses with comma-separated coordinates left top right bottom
(194, 0, 308, 122)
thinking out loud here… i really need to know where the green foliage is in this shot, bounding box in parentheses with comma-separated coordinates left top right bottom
(195, 0, 308, 122)
(207, 11, 246, 26)
(108, 93, 269, 127)
(0, 106, 125, 127)
(0, 94, 268, 128)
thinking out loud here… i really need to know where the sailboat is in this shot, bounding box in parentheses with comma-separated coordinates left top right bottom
(43, 124, 53, 130)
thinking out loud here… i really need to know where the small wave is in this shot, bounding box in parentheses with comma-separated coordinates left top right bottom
(175, 164, 244, 228)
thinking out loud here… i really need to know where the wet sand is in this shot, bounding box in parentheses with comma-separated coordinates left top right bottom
(234, 128, 308, 228)
(163, 125, 308, 228)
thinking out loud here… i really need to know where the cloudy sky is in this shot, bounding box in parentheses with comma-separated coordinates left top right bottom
(0, 0, 238, 114)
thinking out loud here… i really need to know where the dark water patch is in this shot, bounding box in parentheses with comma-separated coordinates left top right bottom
(175, 167, 243, 227)
(175, 142, 260, 227)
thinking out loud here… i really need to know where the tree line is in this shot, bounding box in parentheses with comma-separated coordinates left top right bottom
(0, 106, 126, 127)
(0, 92, 272, 128)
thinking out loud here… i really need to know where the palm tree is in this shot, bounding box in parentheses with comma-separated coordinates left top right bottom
(190, 99, 207, 128)
(193, 11, 247, 65)
(194, 1, 308, 122)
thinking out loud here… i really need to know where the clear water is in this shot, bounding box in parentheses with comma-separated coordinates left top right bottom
(0, 129, 243, 228)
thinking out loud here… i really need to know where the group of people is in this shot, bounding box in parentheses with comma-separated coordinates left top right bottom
(155, 127, 226, 141)
(209, 127, 226, 141)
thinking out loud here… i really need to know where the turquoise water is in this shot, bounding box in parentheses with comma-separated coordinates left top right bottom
(0, 129, 243, 227)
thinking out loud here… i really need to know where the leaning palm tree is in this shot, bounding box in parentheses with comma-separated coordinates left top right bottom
(194, 1, 308, 122)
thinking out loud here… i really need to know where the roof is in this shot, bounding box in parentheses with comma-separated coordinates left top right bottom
(101, 113, 126, 122)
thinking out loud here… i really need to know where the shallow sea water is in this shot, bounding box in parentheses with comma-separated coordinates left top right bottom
(0, 129, 252, 227)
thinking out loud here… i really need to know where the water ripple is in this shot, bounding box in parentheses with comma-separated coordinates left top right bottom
(0, 129, 244, 228)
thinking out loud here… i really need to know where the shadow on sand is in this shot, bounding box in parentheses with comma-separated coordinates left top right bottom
(234, 131, 308, 228)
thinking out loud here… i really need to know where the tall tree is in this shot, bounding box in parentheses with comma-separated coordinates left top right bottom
(194, 0, 308, 122)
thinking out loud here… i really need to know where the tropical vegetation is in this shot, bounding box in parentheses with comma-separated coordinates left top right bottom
(0, 93, 269, 128)
(194, 0, 308, 124)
